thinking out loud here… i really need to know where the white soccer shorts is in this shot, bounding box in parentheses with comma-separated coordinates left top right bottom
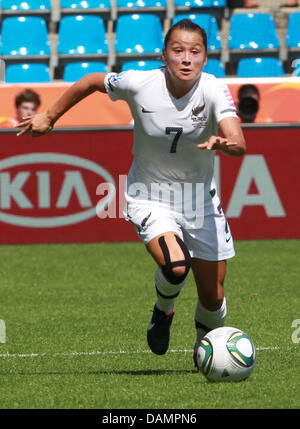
(124, 201, 235, 261)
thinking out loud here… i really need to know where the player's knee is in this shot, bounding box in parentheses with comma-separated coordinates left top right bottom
(171, 265, 188, 278)
(159, 235, 191, 285)
(161, 262, 190, 285)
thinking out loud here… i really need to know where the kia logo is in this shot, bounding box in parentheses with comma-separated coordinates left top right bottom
(0, 153, 116, 228)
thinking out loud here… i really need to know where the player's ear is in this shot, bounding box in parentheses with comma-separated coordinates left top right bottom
(203, 55, 208, 67)
(162, 48, 166, 63)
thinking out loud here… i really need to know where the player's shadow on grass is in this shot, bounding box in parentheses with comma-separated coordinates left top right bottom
(104, 369, 195, 376)
(1, 369, 195, 376)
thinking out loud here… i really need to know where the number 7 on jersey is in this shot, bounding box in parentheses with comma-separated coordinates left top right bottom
(165, 127, 183, 153)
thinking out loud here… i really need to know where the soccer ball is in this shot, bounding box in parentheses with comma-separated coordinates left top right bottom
(196, 326, 256, 382)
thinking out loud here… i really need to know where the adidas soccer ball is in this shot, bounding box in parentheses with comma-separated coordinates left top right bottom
(196, 326, 256, 382)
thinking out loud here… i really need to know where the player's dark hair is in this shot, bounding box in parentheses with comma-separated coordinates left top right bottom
(15, 89, 41, 108)
(164, 19, 207, 54)
(238, 84, 260, 100)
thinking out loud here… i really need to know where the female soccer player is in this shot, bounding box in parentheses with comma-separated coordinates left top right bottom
(17, 19, 246, 369)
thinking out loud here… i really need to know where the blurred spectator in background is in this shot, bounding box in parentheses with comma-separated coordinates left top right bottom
(243, 0, 258, 7)
(236, 84, 260, 123)
(281, 1, 298, 7)
(0, 88, 41, 128)
(227, 0, 258, 7)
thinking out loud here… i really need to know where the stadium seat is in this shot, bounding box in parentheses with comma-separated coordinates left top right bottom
(116, 0, 167, 7)
(173, 14, 222, 51)
(174, 0, 225, 7)
(203, 59, 225, 77)
(114, 14, 164, 55)
(121, 60, 164, 71)
(115, 1, 167, 20)
(237, 57, 285, 78)
(291, 58, 300, 76)
(0, 16, 51, 57)
(57, 15, 108, 55)
(228, 13, 280, 51)
(60, 0, 111, 8)
(5, 63, 51, 83)
(63, 61, 108, 81)
(286, 12, 300, 49)
(1, 0, 52, 21)
(1, 0, 52, 12)
(59, 0, 112, 22)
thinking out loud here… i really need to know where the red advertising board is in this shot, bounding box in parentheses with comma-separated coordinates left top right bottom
(0, 125, 299, 244)
(218, 125, 300, 240)
(0, 130, 135, 244)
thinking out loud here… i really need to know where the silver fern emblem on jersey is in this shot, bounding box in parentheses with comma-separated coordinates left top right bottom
(191, 103, 208, 128)
(192, 104, 205, 116)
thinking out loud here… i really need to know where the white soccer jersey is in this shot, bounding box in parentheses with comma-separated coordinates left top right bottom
(104, 68, 237, 219)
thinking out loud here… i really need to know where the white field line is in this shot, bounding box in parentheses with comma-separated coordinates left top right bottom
(0, 346, 280, 359)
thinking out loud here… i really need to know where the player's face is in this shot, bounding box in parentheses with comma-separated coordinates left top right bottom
(162, 29, 207, 85)
(17, 101, 38, 122)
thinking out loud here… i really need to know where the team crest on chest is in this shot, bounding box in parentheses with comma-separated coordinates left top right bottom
(191, 103, 208, 128)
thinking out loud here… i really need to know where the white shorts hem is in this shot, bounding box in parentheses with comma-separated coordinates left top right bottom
(189, 249, 236, 261)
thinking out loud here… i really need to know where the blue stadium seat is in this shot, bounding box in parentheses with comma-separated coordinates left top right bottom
(1, 0, 51, 11)
(0, 16, 51, 57)
(237, 57, 285, 77)
(116, 0, 167, 7)
(228, 13, 280, 51)
(57, 15, 108, 55)
(121, 60, 164, 71)
(291, 58, 300, 76)
(5, 63, 51, 83)
(115, 14, 164, 55)
(60, 0, 111, 9)
(173, 14, 221, 51)
(286, 12, 300, 48)
(63, 61, 108, 81)
(174, 0, 225, 7)
(203, 59, 225, 77)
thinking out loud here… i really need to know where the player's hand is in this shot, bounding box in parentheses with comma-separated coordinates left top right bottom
(16, 112, 54, 137)
(197, 136, 238, 151)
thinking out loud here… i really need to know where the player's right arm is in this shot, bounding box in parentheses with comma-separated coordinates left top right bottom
(17, 73, 108, 137)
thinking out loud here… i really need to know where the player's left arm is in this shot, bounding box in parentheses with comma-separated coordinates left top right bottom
(197, 117, 246, 157)
(17, 73, 108, 137)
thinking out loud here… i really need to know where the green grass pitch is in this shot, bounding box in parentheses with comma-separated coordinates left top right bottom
(0, 239, 299, 409)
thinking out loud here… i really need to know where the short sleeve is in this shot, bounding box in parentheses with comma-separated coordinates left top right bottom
(104, 71, 134, 102)
(213, 83, 238, 123)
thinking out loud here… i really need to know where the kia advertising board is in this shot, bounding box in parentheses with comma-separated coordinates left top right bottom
(215, 125, 300, 240)
(0, 125, 299, 244)
(0, 130, 135, 244)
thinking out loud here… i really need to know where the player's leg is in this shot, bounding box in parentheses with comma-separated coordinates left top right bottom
(124, 202, 191, 354)
(191, 258, 228, 369)
(147, 231, 191, 314)
(192, 258, 227, 332)
(146, 231, 191, 355)
(181, 206, 234, 368)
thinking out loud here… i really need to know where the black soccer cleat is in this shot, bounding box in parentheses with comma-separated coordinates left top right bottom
(147, 306, 175, 355)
